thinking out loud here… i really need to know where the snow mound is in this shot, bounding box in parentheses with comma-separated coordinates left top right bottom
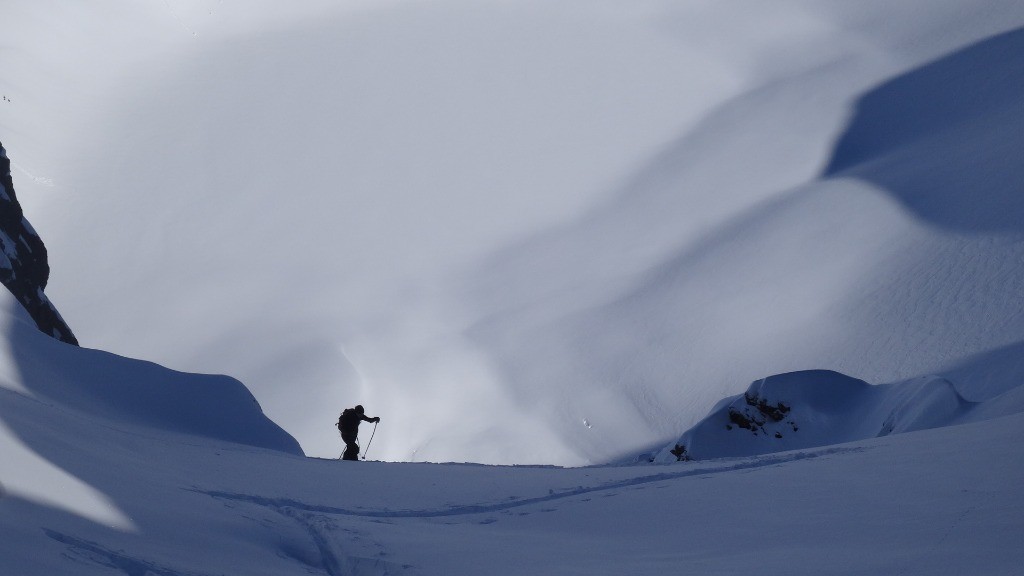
(1, 291, 301, 454)
(656, 369, 1024, 461)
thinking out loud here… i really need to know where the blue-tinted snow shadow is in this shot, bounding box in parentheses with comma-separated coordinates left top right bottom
(0, 299, 303, 527)
(0, 309, 314, 571)
(822, 26, 1024, 234)
(934, 339, 1024, 403)
(3, 318, 302, 455)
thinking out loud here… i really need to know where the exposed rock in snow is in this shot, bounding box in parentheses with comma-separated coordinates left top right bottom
(658, 369, 1023, 462)
(0, 142, 77, 345)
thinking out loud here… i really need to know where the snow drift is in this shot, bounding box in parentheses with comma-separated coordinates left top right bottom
(4, 1, 1024, 466)
(657, 369, 1024, 462)
(1, 2, 1024, 573)
(2, 289, 1023, 574)
(2, 282, 1023, 574)
(1, 289, 300, 455)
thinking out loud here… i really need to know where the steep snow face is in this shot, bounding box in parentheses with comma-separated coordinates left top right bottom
(0, 287, 299, 532)
(5, 1, 1024, 463)
(0, 290, 300, 455)
(656, 369, 1024, 462)
(0, 143, 76, 344)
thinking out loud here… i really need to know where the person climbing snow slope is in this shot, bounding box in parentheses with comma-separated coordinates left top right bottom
(337, 404, 380, 461)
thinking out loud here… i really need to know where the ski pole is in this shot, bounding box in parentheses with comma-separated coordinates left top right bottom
(361, 421, 378, 460)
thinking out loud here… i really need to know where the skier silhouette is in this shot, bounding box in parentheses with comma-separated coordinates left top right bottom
(337, 405, 380, 461)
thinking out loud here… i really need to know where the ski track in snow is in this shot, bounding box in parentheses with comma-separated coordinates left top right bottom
(197, 445, 865, 520)
(186, 447, 866, 575)
(277, 507, 415, 576)
(4, 3, 1024, 574)
(43, 529, 216, 576)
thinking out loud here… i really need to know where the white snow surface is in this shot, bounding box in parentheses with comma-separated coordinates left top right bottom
(656, 369, 1024, 462)
(1, 289, 1023, 574)
(2, 2, 1024, 571)
(3, 2, 1024, 468)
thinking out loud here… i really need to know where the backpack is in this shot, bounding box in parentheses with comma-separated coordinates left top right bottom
(337, 408, 354, 432)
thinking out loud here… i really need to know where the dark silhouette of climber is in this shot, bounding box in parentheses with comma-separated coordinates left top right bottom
(337, 405, 380, 461)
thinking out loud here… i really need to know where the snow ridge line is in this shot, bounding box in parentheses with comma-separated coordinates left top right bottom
(194, 446, 865, 519)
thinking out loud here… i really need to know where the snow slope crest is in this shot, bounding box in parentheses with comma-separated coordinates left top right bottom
(656, 369, 1022, 462)
(0, 290, 301, 454)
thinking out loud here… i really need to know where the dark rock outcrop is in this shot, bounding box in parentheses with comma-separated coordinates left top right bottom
(0, 141, 78, 345)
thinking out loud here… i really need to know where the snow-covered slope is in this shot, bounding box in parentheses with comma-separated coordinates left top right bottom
(2, 287, 1023, 574)
(3, 1, 1024, 466)
(0, 290, 299, 454)
(3, 4, 1024, 570)
(0, 285, 297, 516)
(657, 369, 1024, 462)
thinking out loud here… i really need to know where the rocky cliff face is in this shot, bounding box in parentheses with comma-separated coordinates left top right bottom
(0, 142, 78, 345)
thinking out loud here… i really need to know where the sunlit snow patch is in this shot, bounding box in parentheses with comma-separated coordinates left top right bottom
(0, 419, 136, 531)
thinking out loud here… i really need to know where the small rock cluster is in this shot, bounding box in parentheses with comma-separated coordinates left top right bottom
(725, 393, 797, 438)
(669, 443, 690, 462)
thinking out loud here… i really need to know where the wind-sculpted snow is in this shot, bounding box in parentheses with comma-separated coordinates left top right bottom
(0, 267, 1022, 574)
(2, 336, 1022, 575)
(1, 290, 300, 454)
(2, 2, 1024, 573)
(6, 0, 1024, 467)
(658, 369, 1024, 462)
(824, 26, 1024, 234)
(4, 0, 1024, 467)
